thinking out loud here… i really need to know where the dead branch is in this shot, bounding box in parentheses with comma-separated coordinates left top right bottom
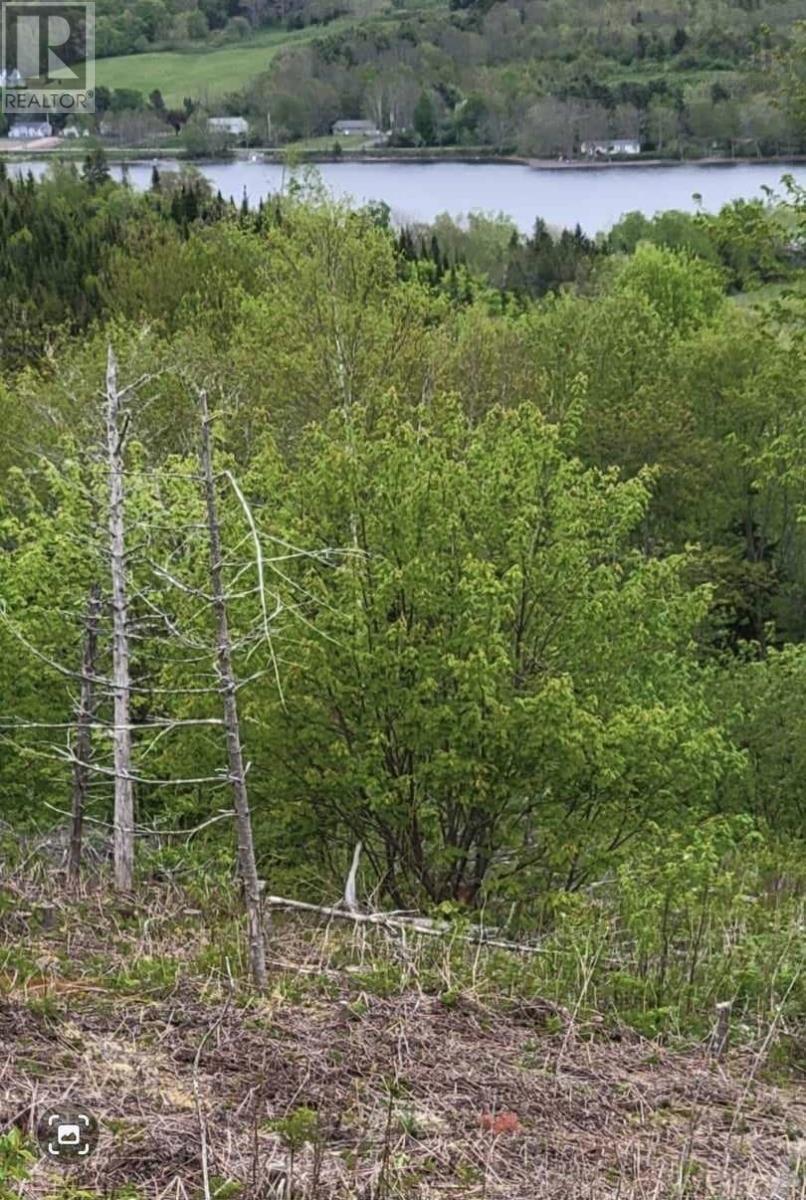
(343, 842, 362, 914)
(43, 747, 231, 788)
(264, 894, 549, 954)
(68, 584, 101, 889)
(43, 802, 236, 841)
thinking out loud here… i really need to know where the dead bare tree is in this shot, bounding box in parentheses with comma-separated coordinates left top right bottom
(67, 583, 101, 890)
(199, 390, 268, 990)
(3, 354, 338, 969)
(106, 345, 135, 892)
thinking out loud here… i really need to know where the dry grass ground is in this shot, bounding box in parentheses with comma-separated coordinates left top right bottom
(0, 138, 63, 152)
(0, 872, 804, 1199)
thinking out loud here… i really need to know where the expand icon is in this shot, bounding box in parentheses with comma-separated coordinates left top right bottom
(36, 1106, 99, 1160)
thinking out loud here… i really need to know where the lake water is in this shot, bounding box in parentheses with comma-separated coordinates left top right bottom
(7, 157, 806, 235)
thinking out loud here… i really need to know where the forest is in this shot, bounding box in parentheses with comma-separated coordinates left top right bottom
(10, 0, 806, 157)
(242, 0, 806, 152)
(0, 158, 805, 1197)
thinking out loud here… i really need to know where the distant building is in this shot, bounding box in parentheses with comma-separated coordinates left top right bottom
(8, 119, 53, 140)
(0, 68, 26, 88)
(581, 138, 641, 158)
(207, 116, 249, 139)
(332, 119, 379, 137)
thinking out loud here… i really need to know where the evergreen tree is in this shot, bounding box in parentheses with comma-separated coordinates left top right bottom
(82, 147, 111, 190)
(414, 90, 437, 144)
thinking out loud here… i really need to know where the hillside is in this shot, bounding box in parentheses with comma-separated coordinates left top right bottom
(1, 150, 806, 1200)
(93, 22, 356, 107)
(240, 0, 806, 152)
(24, 0, 806, 155)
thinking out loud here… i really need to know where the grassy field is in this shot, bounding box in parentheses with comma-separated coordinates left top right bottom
(94, 23, 349, 106)
(283, 133, 379, 151)
(93, 0, 445, 106)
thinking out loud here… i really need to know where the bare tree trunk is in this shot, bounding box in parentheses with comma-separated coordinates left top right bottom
(67, 583, 101, 890)
(106, 346, 135, 892)
(199, 391, 268, 990)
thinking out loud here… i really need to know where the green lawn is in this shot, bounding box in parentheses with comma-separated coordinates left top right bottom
(284, 134, 379, 151)
(94, 24, 349, 106)
(92, 0, 445, 107)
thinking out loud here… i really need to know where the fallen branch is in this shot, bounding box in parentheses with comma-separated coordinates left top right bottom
(264, 894, 548, 954)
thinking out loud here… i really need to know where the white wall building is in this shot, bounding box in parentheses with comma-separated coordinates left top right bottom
(581, 138, 641, 157)
(8, 119, 53, 140)
(207, 116, 249, 138)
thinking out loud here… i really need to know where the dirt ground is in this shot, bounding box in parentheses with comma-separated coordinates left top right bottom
(0, 880, 804, 1199)
(0, 137, 63, 152)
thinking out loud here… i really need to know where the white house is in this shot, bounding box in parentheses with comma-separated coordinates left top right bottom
(8, 119, 53, 140)
(581, 138, 641, 158)
(0, 69, 26, 88)
(332, 119, 379, 137)
(207, 116, 249, 138)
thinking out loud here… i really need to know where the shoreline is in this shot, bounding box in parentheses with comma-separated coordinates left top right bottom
(525, 154, 806, 171)
(3, 143, 806, 172)
(243, 149, 806, 170)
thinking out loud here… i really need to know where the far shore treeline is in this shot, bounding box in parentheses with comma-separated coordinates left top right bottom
(5, 0, 806, 163)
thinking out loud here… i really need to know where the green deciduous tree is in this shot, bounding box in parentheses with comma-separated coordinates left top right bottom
(243, 395, 732, 909)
